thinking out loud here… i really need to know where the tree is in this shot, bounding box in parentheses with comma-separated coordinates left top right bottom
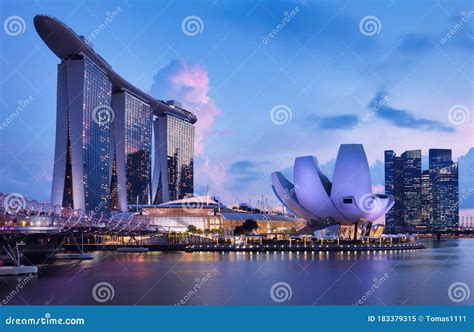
(187, 225, 197, 233)
(233, 219, 258, 236)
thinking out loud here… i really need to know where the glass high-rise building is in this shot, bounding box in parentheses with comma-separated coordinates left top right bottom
(35, 15, 197, 213)
(384, 150, 421, 232)
(152, 107, 195, 204)
(385, 148, 459, 231)
(401, 150, 422, 227)
(429, 149, 459, 228)
(51, 56, 113, 212)
(384, 151, 402, 232)
(421, 170, 431, 225)
(111, 91, 153, 211)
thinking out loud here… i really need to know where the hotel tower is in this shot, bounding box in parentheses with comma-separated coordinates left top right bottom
(34, 15, 196, 213)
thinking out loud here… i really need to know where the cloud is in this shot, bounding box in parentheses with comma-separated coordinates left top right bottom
(318, 114, 359, 129)
(151, 59, 222, 155)
(396, 33, 434, 53)
(458, 147, 474, 208)
(227, 160, 270, 190)
(151, 59, 224, 195)
(444, 12, 474, 50)
(305, 114, 360, 130)
(369, 90, 454, 133)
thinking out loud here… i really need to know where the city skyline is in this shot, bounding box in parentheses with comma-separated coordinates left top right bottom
(1, 1, 474, 315)
(0, 0, 473, 209)
(385, 148, 459, 232)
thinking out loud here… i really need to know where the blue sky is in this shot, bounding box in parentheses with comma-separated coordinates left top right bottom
(0, 0, 473, 208)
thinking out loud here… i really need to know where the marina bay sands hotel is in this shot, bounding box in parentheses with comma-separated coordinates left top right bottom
(34, 15, 196, 213)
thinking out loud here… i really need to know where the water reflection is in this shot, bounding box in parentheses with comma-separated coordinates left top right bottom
(0, 239, 472, 305)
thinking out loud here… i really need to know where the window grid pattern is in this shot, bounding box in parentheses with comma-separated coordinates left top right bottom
(166, 116, 194, 200)
(82, 56, 112, 211)
(124, 92, 152, 205)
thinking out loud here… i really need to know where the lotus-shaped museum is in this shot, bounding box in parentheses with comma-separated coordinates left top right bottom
(271, 144, 394, 228)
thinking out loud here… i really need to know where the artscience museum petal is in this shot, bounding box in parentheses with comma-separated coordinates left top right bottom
(271, 144, 394, 229)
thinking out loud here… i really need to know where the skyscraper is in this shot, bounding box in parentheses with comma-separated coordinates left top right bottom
(401, 150, 422, 227)
(51, 56, 113, 212)
(384, 150, 421, 232)
(110, 91, 153, 211)
(384, 151, 402, 232)
(429, 149, 459, 228)
(421, 170, 431, 225)
(34, 15, 197, 213)
(152, 101, 195, 203)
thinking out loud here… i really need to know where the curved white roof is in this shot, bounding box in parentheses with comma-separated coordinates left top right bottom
(271, 144, 394, 225)
(157, 196, 220, 208)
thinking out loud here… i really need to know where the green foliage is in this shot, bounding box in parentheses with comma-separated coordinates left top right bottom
(233, 219, 259, 236)
(187, 225, 198, 233)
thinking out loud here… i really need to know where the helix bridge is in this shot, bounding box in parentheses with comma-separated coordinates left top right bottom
(0, 210, 168, 274)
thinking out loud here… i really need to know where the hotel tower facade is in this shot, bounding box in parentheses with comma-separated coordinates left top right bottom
(34, 15, 196, 213)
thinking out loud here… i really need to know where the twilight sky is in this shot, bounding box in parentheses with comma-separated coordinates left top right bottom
(0, 0, 473, 208)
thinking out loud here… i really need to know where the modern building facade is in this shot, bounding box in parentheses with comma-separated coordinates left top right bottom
(421, 170, 431, 225)
(384, 150, 402, 232)
(385, 148, 459, 231)
(152, 102, 194, 204)
(272, 144, 394, 233)
(110, 91, 153, 211)
(429, 149, 459, 228)
(384, 150, 422, 232)
(34, 15, 196, 213)
(113, 196, 306, 235)
(52, 56, 113, 212)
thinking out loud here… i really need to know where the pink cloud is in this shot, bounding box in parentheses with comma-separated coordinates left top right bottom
(151, 59, 225, 194)
(372, 184, 385, 193)
(151, 59, 222, 156)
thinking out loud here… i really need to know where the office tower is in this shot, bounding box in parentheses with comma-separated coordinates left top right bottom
(401, 150, 422, 227)
(384, 151, 402, 232)
(421, 170, 431, 225)
(35, 15, 197, 213)
(384, 150, 421, 232)
(429, 149, 459, 228)
(152, 101, 195, 204)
